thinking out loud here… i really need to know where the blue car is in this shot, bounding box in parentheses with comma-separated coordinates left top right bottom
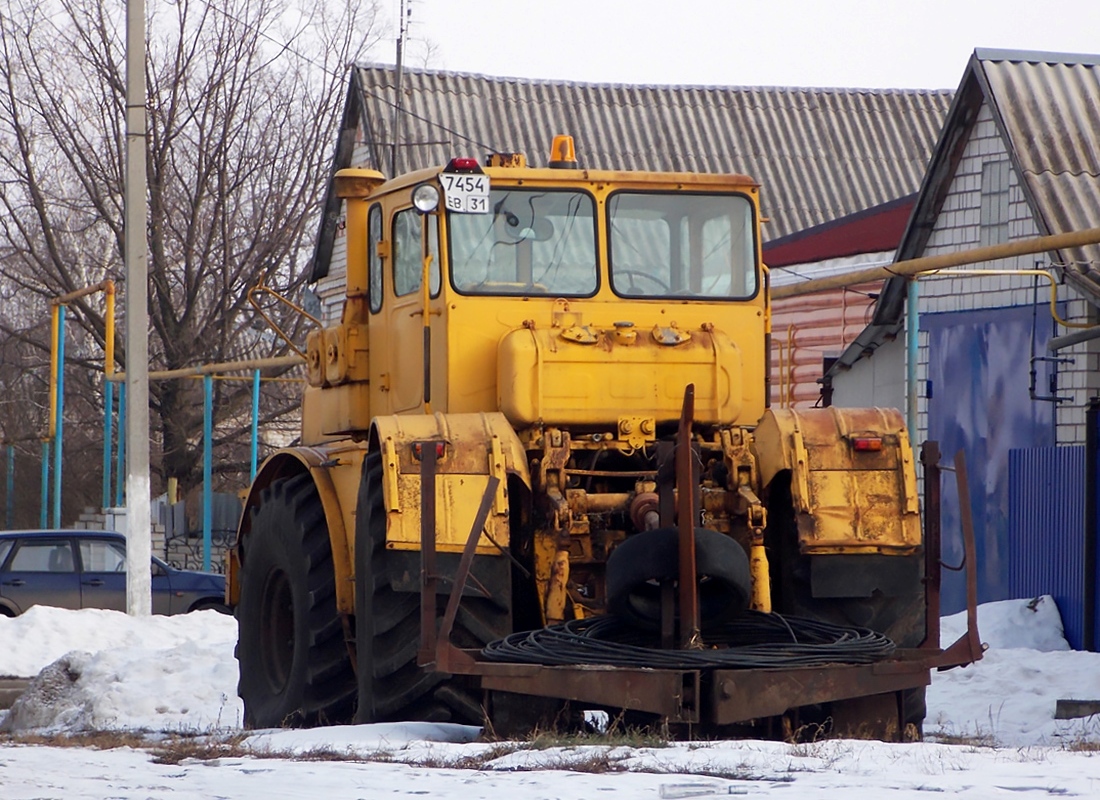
(0, 530, 228, 616)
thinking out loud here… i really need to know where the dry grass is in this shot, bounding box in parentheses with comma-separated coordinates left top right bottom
(0, 731, 150, 750)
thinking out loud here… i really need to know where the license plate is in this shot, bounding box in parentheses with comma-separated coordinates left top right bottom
(440, 172, 490, 213)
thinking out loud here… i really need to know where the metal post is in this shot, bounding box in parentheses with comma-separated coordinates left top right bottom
(907, 278, 919, 442)
(5, 444, 13, 529)
(677, 385, 700, 649)
(52, 305, 66, 528)
(203, 373, 213, 572)
(115, 382, 126, 508)
(40, 440, 49, 528)
(1085, 398, 1099, 651)
(103, 380, 114, 509)
(250, 369, 260, 481)
(920, 441, 942, 649)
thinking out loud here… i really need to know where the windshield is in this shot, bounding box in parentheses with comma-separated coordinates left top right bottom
(449, 189, 598, 296)
(608, 192, 757, 299)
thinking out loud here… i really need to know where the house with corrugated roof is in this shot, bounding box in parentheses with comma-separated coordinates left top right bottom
(308, 65, 952, 394)
(827, 49, 1100, 645)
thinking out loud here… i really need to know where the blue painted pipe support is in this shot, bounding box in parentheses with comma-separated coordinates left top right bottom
(52, 305, 65, 528)
(115, 382, 126, 508)
(102, 379, 114, 510)
(250, 369, 260, 481)
(5, 444, 13, 529)
(40, 440, 49, 528)
(203, 373, 213, 572)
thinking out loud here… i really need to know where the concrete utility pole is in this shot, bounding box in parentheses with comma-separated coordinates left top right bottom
(390, 0, 409, 176)
(125, 0, 152, 615)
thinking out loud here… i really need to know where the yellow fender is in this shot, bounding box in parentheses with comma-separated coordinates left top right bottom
(370, 412, 531, 554)
(752, 407, 921, 555)
(233, 444, 368, 614)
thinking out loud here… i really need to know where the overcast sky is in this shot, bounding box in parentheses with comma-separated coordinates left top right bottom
(390, 0, 1100, 90)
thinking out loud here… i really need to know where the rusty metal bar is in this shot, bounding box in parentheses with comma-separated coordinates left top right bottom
(578, 492, 632, 513)
(53, 279, 115, 306)
(955, 449, 983, 662)
(677, 384, 700, 649)
(112, 354, 304, 381)
(920, 441, 942, 649)
(478, 664, 700, 723)
(709, 659, 929, 725)
(928, 450, 985, 669)
(436, 475, 500, 673)
(417, 443, 439, 666)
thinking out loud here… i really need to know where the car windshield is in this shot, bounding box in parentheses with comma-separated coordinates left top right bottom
(608, 192, 757, 299)
(448, 189, 598, 296)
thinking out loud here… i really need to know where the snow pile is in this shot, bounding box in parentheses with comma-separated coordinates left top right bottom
(0, 605, 238, 677)
(3, 595, 1100, 748)
(0, 607, 240, 734)
(939, 594, 1071, 652)
(928, 595, 1100, 746)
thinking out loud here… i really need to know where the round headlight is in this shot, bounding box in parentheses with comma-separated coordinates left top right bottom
(412, 183, 440, 214)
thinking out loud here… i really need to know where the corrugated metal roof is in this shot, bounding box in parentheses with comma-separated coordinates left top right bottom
(980, 52, 1100, 286)
(361, 66, 951, 240)
(827, 48, 1100, 379)
(311, 66, 952, 281)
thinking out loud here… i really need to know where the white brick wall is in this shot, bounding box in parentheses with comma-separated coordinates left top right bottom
(910, 101, 1098, 447)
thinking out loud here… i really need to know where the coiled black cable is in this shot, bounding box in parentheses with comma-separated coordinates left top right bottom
(481, 611, 896, 670)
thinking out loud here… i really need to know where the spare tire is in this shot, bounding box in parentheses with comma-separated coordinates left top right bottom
(606, 527, 751, 630)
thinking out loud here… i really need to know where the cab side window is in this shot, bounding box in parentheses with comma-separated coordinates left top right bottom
(392, 208, 440, 297)
(369, 203, 383, 313)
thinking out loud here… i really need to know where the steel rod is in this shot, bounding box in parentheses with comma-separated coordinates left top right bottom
(202, 374, 213, 571)
(250, 369, 260, 481)
(111, 354, 303, 382)
(115, 382, 126, 508)
(39, 441, 48, 528)
(103, 380, 114, 509)
(5, 444, 13, 529)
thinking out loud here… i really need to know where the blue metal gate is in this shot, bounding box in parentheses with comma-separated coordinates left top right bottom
(924, 305, 1056, 615)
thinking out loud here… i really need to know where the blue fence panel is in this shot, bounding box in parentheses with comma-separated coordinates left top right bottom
(1008, 446, 1086, 649)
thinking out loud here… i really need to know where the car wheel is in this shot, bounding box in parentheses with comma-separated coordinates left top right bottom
(189, 599, 231, 614)
(236, 473, 356, 728)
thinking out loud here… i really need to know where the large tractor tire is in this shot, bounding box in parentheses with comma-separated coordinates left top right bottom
(236, 474, 356, 728)
(354, 451, 511, 724)
(764, 472, 927, 737)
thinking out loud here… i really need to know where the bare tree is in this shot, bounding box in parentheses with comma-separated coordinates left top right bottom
(0, 0, 385, 513)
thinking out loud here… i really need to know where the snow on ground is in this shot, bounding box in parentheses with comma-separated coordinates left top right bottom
(2, 597, 1100, 798)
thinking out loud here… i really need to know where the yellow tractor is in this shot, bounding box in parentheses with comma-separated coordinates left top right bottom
(230, 137, 975, 738)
